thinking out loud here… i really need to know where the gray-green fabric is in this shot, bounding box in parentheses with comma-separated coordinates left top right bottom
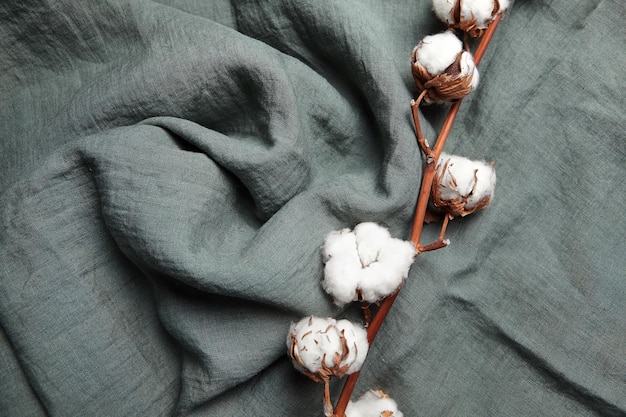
(1, 0, 625, 415)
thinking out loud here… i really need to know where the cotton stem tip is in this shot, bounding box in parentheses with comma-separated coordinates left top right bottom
(410, 30, 479, 103)
(432, 0, 511, 38)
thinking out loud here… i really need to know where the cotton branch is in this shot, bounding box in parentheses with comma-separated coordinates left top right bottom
(332, 13, 503, 417)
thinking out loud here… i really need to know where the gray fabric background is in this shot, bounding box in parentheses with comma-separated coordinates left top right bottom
(1, 0, 625, 416)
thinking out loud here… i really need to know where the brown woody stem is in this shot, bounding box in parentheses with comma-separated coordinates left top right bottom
(333, 292, 399, 417)
(411, 89, 433, 163)
(324, 378, 334, 417)
(332, 13, 503, 417)
(361, 301, 373, 326)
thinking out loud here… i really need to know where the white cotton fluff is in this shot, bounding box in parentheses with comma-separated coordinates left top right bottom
(322, 229, 363, 305)
(287, 316, 369, 379)
(433, 152, 496, 215)
(432, 0, 457, 25)
(334, 319, 370, 374)
(322, 223, 416, 306)
(353, 222, 391, 266)
(414, 30, 463, 76)
(460, 51, 480, 89)
(345, 390, 404, 417)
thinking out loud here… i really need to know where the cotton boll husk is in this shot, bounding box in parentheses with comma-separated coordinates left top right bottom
(353, 222, 391, 267)
(431, 152, 496, 217)
(345, 390, 404, 417)
(414, 30, 462, 76)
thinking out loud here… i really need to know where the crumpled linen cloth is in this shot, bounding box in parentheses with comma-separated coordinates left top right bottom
(1, 1, 625, 416)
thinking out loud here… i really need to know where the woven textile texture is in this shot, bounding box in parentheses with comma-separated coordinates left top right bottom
(1, 1, 625, 415)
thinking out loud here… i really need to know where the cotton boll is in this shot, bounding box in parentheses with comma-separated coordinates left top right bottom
(353, 222, 391, 267)
(345, 390, 404, 417)
(288, 316, 342, 375)
(432, 0, 511, 38)
(431, 152, 496, 217)
(287, 316, 369, 383)
(321, 223, 417, 305)
(414, 30, 462, 76)
(411, 31, 479, 103)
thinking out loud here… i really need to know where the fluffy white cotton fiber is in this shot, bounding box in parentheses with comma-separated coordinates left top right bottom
(322, 223, 416, 306)
(431, 152, 496, 217)
(287, 316, 369, 381)
(432, 0, 511, 38)
(414, 30, 464, 76)
(345, 390, 404, 417)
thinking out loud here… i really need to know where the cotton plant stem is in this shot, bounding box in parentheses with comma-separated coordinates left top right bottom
(332, 14, 502, 417)
(361, 302, 373, 326)
(411, 89, 433, 163)
(473, 13, 502, 65)
(324, 379, 333, 417)
(410, 98, 462, 250)
(412, 12, 501, 247)
(333, 292, 399, 416)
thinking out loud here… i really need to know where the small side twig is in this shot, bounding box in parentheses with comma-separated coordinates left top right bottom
(324, 378, 333, 417)
(361, 302, 373, 326)
(410, 89, 434, 164)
